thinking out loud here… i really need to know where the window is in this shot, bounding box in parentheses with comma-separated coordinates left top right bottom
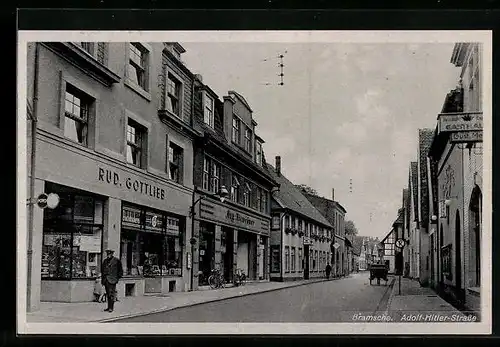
(204, 94, 214, 128)
(166, 73, 182, 117)
(255, 187, 262, 211)
(315, 250, 319, 271)
(231, 175, 240, 202)
(126, 120, 144, 167)
(168, 143, 183, 184)
(210, 161, 220, 193)
(299, 248, 303, 270)
(120, 204, 183, 277)
(291, 247, 296, 271)
(298, 220, 303, 232)
(245, 128, 252, 153)
(77, 42, 107, 65)
(202, 158, 210, 190)
(243, 182, 251, 207)
(271, 246, 280, 272)
(128, 43, 148, 90)
(232, 116, 240, 144)
(285, 215, 290, 228)
(261, 190, 268, 213)
(42, 189, 104, 279)
(64, 84, 90, 145)
(285, 246, 290, 272)
(255, 141, 263, 165)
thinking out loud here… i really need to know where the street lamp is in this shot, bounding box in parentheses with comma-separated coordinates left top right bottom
(189, 185, 229, 291)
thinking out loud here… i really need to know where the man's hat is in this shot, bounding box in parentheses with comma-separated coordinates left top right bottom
(105, 249, 115, 254)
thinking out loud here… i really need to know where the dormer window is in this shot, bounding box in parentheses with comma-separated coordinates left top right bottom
(255, 140, 263, 166)
(244, 128, 252, 153)
(77, 42, 107, 65)
(204, 94, 214, 128)
(232, 116, 240, 144)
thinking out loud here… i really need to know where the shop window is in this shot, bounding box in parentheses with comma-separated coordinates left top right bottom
(168, 142, 184, 184)
(64, 84, 92, 146)
(120, 204, 183, 277)
(291, 247, 296, 272)
(271, 246, 280, 273)
(285, 246, 290, 273)
(42, 193, 104, 279)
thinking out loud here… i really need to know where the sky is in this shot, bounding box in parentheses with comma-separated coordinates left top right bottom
(181, 40, 461, 240)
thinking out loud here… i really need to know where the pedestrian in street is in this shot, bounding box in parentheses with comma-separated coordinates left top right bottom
(101, 249, 123, 313)
(325, 263, 332, 280)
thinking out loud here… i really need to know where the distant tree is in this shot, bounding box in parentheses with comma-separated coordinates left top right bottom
(345, 220, 358, 236)
(295, 184, 318, 196)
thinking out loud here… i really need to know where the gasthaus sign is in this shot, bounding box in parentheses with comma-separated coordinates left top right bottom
(438, 112, 483, 133)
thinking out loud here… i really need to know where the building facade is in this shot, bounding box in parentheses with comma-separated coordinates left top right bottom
(304, 190, 349, 277)
(381, 229, 396, 273)
(428, 43, 483, 311)
(408, 161, 420, 280)
(191, 85, 276, 288)
(268, 157, 333, 281)
(26, 42, 199, 310)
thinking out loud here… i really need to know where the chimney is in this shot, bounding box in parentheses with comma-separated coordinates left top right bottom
(275, 156, 281, 176)
(332, 188, 335, 201)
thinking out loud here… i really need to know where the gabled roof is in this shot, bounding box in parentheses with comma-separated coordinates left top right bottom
(228, 90, 253, 113)
(392, 208, 404, 227)
(266, 164, 332, 228)
(418, 128, 435, 224)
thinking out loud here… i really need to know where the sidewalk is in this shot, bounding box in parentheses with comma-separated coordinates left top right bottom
(386, 277, 476, 322)
(27, 277, 331, 323)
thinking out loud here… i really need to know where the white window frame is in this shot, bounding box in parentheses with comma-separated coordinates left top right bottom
(124, 42, 152, 101)
(255, 140, 263, 165)
(124, 109, 151, 170)
(58, 71, 99, 150)
(168, 142, 184, 184)
(210, 161, 220, 193)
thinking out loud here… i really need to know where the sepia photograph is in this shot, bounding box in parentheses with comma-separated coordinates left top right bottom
(17, 30, 491, 335)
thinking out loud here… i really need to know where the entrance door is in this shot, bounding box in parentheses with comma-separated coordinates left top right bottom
(237, 241, 249, 276)
(430, 234, 435, 287)
(455, 211, 462, 303)
(258, 244, 264, 279)
(304, 245, 310, 279)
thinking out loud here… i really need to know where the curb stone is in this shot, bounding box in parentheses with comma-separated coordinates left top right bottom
(99, 277, 335, 323)
(383, 277, 397, 317)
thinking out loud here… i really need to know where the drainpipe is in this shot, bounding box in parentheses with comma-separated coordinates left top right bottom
(27, 42, 40, 312)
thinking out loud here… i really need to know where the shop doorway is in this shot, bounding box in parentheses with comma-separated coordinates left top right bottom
(222, 227, 234, 283)
(199, 222, 215, 285)
(304, 245, 310, 279)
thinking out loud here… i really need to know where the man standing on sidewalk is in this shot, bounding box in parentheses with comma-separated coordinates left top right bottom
(102, 249, 123, 313)
(325, 263, 332, 280)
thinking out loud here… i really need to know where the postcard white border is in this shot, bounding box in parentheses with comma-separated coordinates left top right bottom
(17, 30, 492, 335)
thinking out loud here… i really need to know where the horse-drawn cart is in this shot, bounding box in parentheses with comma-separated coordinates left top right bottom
(369, 264, 388, 285)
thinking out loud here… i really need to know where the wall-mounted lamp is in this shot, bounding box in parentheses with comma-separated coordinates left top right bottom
(445, 199, 452, 207)
(430, 215, 438, 224)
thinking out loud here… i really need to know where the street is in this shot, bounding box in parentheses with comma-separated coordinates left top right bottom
(114, 272, 393, 323)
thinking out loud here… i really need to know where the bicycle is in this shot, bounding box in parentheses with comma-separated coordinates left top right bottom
(208, 268, 225, 289)
(234, 268, 246, 287)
